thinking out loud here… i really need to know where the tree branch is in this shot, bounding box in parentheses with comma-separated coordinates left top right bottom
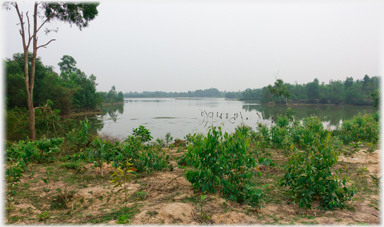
(35, 13, 54, 35)
(26, 11, 31, 44)
(14, 57, 32, 62)
(37, 39, 56, 49)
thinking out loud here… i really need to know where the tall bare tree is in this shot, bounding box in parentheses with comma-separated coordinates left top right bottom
(4, 2, 99, 141)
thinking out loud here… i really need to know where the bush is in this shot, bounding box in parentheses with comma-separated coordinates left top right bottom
(281, 135, 356, 210)
(335, 113, 379, 144)
(110, 135, 169, 173)
(6, 137, 64, 164)
(184, 126, 263, 208)
(293, 116, 330, 149)
(132, 125, 153, 143)
(66, 117, 91, 151)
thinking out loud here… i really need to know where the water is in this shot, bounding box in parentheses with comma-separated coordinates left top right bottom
(88, 98, 376, 141)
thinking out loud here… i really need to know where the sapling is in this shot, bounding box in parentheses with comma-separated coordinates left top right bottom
(165, 132, 173, 147)
(110, 160, 137, 206)
(88, 137, 109, 176)
(194, 195, 212, 224)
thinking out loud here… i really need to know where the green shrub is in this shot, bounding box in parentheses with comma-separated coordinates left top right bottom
(165, 132, 173, 146)
(281, 135, 356, 210)
(184, 126, 263, 208)
(66, 117, 91, 151)
(111, 135, 168, 173)
(88, 137, 111, 176)
(292, 116, 330, 149)
(132, 125, 153, 143)
(335, 113, 379, 144)
(6, 137, 64, 164)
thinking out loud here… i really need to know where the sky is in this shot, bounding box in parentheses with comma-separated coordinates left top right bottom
(1, 0, 383, 93)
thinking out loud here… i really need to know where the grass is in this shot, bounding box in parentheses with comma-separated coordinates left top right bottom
(84, 205, 140, 224)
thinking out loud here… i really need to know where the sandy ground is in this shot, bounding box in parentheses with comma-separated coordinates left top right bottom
(7, 147, 381, 225)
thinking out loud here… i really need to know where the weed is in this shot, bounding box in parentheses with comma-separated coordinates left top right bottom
(116, 214, 130, 224)
(146, 211, 158, 217)
(130, 191, 147, 201)
(357, 166, 369, 176)
(38, 211, 50, 222)
(86, 205, 139, 224)
(59, 161, 85, 172)
(369, 175, 381, 188)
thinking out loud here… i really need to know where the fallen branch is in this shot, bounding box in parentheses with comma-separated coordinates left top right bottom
(165, 175, 182, 187)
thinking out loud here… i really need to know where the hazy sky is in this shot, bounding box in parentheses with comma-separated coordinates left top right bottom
(2, 0, 382, 93)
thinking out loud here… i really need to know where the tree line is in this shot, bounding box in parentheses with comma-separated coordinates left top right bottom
(124, 87, 225, 98)
(123, 75, 379, 107)
(239, 76, 379, 106)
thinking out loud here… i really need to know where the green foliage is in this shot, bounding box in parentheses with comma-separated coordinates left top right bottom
(258, 157, 275, 166)
(67, 117, 91, 150)
(369, 175, 380, 188)
(101, 85, 124, 104)
(132, 125, 153, 143)
(59, 161, 85, 172)
(6, 137, 64, 165)
(184, 126, 263, 208)
(165, 132, 173, 146)
(38, 211, 50, 222)
(125, 87, 224, 98)
(268, 79, 290, 106)
(6, 106, 75, 141)
(5, 53, 102, 115)
(116, 214, 130, 224)
(335, 113, 379, 144)
(249, 75, 379, 105)
(370, 89, 379, 107)
(111, 160, 137, 205)
(155, 138, 165, 148)
(297, 116, 330, 149)
(34, 137, 65, 163)
(88, 137, 114, 176)
(194, 195, 212, 224)
(282, 135, 356, 210)
(110, 134, 168, 174)
(137, 149, 169, 173)
(235, 124, 253, 137)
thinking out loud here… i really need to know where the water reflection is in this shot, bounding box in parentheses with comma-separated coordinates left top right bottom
(242, 104, 376, 126)
(126, 99, 166, 103)
(101, 103, 124, 122)
(90, 98, 376, 140)
(87, 117, 105, 135)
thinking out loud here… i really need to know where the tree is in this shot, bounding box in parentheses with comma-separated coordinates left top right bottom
(267, 79, 290, 105)
(4, 2, 99, 140)
(370, 89, 379, 108)
(108, 86, 117, 104)
(306, 78, 320, 102)
(58, 55, 77, 74)
(344, 77, 354, 91)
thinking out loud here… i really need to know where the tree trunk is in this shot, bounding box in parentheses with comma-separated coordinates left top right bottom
(27, 97, 36, 141)
(28, 2, 38, 141)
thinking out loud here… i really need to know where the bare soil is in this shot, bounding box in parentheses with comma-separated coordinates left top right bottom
(5, 146, 381, 225)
